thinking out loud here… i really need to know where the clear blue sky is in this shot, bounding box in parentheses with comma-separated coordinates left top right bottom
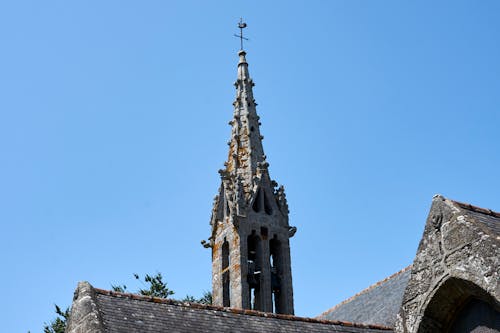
(1, 1, 499, 331)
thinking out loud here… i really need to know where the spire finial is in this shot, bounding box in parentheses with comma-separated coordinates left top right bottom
(234, 18, 248, 50)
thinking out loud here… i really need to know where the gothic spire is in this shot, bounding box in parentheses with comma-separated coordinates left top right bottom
(225, 50, 268, 196)
(207, 39, 295, 315)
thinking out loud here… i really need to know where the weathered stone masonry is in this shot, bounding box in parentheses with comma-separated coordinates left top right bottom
(66, 282, 105, 333)
(395, 195, 500, 333)
(203, 50, 296, 315)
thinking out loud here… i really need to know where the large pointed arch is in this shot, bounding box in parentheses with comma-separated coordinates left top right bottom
(417, 277, 500, 333)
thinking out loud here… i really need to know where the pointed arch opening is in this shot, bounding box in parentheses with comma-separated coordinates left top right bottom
(221, 239, 230, 307)
(270, 235, 284, 314)
(252, 188, 263, 213)
(417, 277, 500, 333)
(247, 231, 262, 311)
(224, 195, 230, 218)
(252, 187, 273, 215)
(264, 192, 273, 215)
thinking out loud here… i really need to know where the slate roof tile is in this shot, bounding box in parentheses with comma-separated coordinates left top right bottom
(91, 287, 392, 333)
(451, 199, 500, 237)
(317, 266, 412, 328)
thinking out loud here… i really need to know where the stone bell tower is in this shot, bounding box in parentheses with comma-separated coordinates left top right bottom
(202, 46, 296, 314)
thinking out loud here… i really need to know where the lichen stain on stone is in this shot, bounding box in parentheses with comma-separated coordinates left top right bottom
(212, 242, 221, 254)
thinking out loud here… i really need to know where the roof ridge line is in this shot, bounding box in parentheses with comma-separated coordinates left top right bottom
(318, 265, 412, 318)
(450, 199, 500, 218)
(93, 288, 392, 331)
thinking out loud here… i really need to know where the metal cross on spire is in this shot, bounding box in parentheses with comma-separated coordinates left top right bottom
(234, 18, 249, 50)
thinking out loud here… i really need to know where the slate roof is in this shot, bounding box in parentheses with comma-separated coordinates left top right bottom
(96, 288, 392, 333)
(451, 199, 500, 238)
(68, 282, 392, 333)
(317, 266, 412, 328)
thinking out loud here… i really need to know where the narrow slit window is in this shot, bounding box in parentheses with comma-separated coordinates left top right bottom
(222, 240, 230, 307)
(247, 232, 262, 311)
(264, 192, 273, 215)
(270, 237, 283, 314)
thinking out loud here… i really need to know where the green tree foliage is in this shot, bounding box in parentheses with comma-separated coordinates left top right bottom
(135, 272, 175, 298)
(181, 295, 197, 302)
(112, 272, 175, 298)
(198, 290, 213, 305)
(43, 305, 70, 333)
(181, 291, 212, 305)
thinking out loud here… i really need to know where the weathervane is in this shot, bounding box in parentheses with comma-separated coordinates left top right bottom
(234, 18, 248, 50)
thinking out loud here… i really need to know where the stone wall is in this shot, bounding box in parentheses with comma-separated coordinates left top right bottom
(66, 281, 105, 333)
(395, 195, 499, 333)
